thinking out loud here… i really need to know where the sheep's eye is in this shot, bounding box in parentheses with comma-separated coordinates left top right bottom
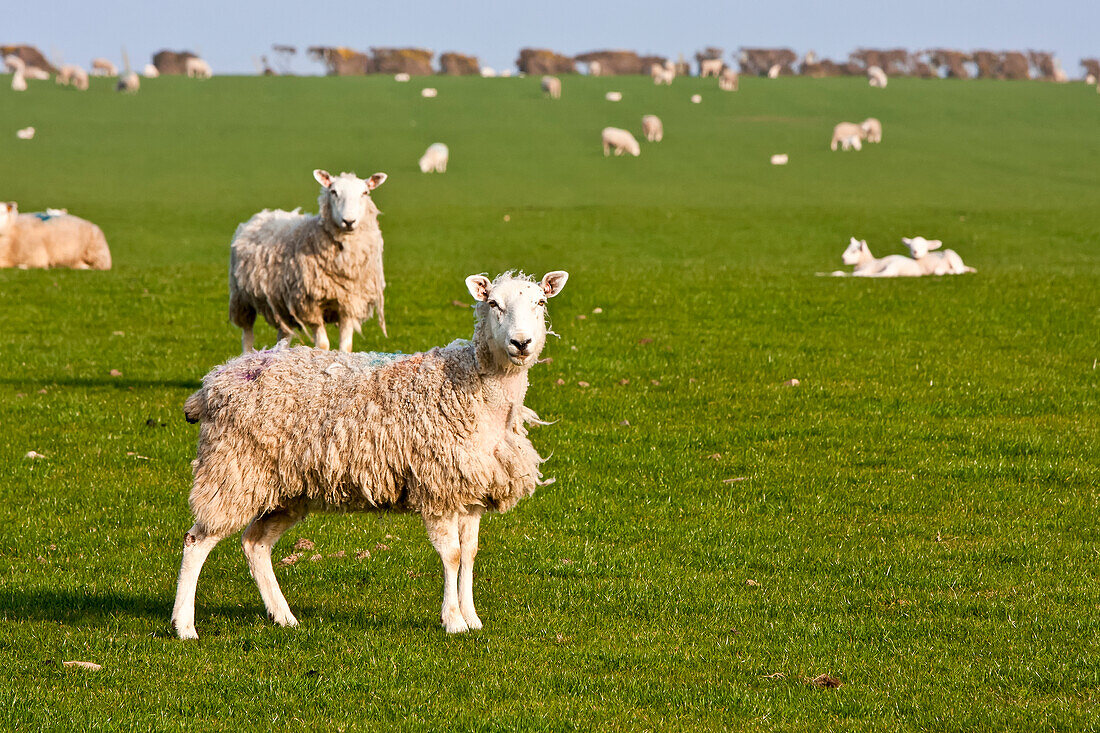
(330, 189, 338, 197)
(488, 300, 501, 311)
(537, 299, 547, 307)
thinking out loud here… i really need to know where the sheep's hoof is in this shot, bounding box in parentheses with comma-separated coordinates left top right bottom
(269, 611, 299, 628)
(442, 610, 469, 634)
(174, 624, 199, 640)
(462, 611, 483, 631)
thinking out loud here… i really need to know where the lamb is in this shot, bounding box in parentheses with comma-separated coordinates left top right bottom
(91, 58, 117, 76)
(860, 117, 882, 143)
(699, 58, 723, 78)
(0, 206, 112, 270)
(767, 64, 781, 79)
(601, 127, 640, 157)
(419, 143, 449, 173)
(229, 169, 389, 353)
(16, 126, 35, 140)
(902, 236, 976, 275)
(56, 64, 90, 90)
(831, 122, 866, 151)
(394, 72, 410, 82)
(770, 154, 789, 165)
(421, 87, 438, 98)
(718, 67, 739, 91)
(143, 63, 159, 78)
(8, 56, 27, 92)
(116, 72, 139, 93)
(186, 57, 213, 78)
(171, 269, 570, 639)
(642, 115, 663, 142)
(690, 94, 702, 104)
(604, 91, 622, 102)
(867, 65, 888, 88)
(840, 237, 922, 277)
(480, 67, 496, 77)
(541, 75, 561, 99)
(651, 62, 675, 85)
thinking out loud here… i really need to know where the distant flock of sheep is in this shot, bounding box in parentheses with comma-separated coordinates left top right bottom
(4, 52, 212, 95)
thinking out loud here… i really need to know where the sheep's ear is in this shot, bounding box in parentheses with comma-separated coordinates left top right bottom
(901, 237, 913, 245)
(540, 271, 569, 297)
(466, 275, 492, 302)
(313, 169, 333, 187)
(926, 239, 943, 250)
(367, 172, 387, 191)
(849, 237, 861, 247)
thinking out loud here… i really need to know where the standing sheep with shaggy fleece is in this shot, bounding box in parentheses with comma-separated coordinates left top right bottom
(91, 58, 117, 76)
(831, 122, 866, 151)
(860, 117, 882, 143)
(839, 237, 922, 277)
(186, 57, 213, 78)
(602, 127, 640, 156)
(902, 236, 976, 275)
(229, 169, 388, 353)
(0, 207, 112, 270)
(56, 64, 90, 90)
(541, 75, 561, 99)
(419, 143, 449, 173)
(171, 269, 570, 639)
(642, 115, 663, 142)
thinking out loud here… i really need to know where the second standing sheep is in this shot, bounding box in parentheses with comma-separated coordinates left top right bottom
(419, 143, 449, 173)
(229, 169, 389, 353)
(642, 115, 663, 143)
(602, 127, 640, 157)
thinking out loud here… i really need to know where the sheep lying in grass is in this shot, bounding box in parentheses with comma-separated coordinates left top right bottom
(840, 237, 922, 277)
(719, 67, 739, 91)
(229, 169, 388, 353)
(0, 206, 112, 270)
(902, 236, 976, 275)
(171, 269, 570, 639)
(394, 72, 410, 82)
(831, 122, 865, 151)
(56, 64, 90, 90)
(419, 143, 449, 173)
(541, 75, 561, 99)
(868, 65, 888, 87)
(16, 126, 34, 140)
(642, 115, 663, 142)
(861, 117, 882, 143)
(602, 127, 640, 156)
(605, 91, 622, 102)
(143, 63, 159, 78)
(421, 87, 438, 98)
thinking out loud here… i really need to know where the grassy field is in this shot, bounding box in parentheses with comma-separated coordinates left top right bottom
(1, 72, 1099, 730)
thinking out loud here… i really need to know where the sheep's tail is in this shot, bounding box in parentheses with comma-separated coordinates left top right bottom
(184, 389, 208, 424)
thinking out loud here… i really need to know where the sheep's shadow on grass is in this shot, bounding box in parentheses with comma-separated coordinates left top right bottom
(0, 588, 250, 625)
(0, 377, 201, 391)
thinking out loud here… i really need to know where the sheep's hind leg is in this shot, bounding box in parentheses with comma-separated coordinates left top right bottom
(242, 501, 309, 628)
(424, 512, 467, 633)
(313, 324, 330, 350)
(457, 508, 484, 630)
(338, 317, 355, 352)
(171, 523, 227, 639)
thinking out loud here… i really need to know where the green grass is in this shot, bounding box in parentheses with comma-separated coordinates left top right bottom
(2, 73, 1099, 731)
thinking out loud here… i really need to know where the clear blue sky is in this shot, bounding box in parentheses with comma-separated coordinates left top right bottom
(9, 0, 1098, 75)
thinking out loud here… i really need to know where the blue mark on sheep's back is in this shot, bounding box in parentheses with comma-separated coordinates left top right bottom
(360, 351, 406, 368)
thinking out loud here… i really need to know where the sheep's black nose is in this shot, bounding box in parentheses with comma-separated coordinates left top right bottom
(510, 338, 531, 353)
(342, 218, 355, 229)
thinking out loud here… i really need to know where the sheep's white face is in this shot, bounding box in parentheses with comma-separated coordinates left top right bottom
(0, 202, 16, 230)
(467, 271, 569, 368)
(314, 169, 387, 232)
(902, 236, 942, 259)
(842, 237, 867, 265)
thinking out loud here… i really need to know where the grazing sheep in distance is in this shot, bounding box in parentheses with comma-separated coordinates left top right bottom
(831, 122, 865, 151)
(419, 143, 449, 173)
(229, 169, 389, 353)
(770, 154, 788, 165)
(0, 207, 112, 270)
(690, 94, 702, 103)
(421, 87, 438, 98)
(602, 127, 640, 156)
(16, 126, 35, 139)
(767, 64, 781, 78)
(143, 63, 159, 78)
(480, 67, 496, 77)
(719, 67, 739, 91)
(605, 91, 622, 102)
(56, 64, 89, 90)
(642, 115, 663, 142)
(868, 65, 888, 87)
(860, 118, 882, 143)
(8, 56, 27, 91)
(541, 75, 561, 99)
(91, 58, 117, 76)
(903, 236, 976, 275)
(394, 72, 410, 82)
(185, 57, 213, 78)
(699, 58, 723, 77)
(651, 62, 675, 85)
(840, 237, 922, 277)
(116, 72, 139, 93)
(171, 269, 570, 639)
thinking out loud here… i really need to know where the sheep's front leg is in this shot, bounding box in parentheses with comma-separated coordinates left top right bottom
(338, 317, 356, 353)
(424, 512, 467, 633)
(241, 326, 255, 353)
(242, 501, 308, 628)
(313, 324, 330, 350)
(458, 509, 484, 630)
(171, 523, 226, 639)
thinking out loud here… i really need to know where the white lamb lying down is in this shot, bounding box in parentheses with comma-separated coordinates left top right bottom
(16, 126, 34, 140)
(171, 270, 570, 638)
(690, 94, 702, 104)
(902, 236, 976, 275)
(770, 154, 788, 165)
(601, 127, 640, 157)
(421, 87, 438, 98)
(605, 91, 622, 102)
(394, 73, 410, 82)
(839, 237, 922, 277)
(419, 142, 449, 173)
